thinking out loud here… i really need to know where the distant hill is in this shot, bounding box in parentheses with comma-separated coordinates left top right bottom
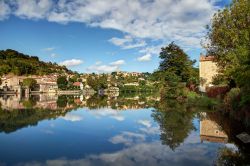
(0, 49, 73, 76)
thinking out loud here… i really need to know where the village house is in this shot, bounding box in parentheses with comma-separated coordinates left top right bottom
(199, 55, 218, 92)
(73, 82, 84, 90)
(0, 75, 58, 94)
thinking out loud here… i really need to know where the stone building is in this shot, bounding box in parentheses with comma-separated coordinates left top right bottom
(0, 75, 58, 94)
(199, 55, 218, 92)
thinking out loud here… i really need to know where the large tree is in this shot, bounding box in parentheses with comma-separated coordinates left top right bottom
(57, 76, 68, 90)
(206, 0, 250, 104)
(159, 42, 196, 82)
(206, 0, 250, 86)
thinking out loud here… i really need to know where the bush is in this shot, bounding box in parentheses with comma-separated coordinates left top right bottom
(206, 86, 229, 98)
(223, 88, 241, 112)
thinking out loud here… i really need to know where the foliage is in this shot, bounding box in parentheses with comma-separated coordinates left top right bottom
(223, 88, 241, 111)
(205, 0, 250, 107)
(57, 76, 68, 90)
(22, 78, 37, 90)
(206, 85, 230, 98)
(22, 99, 36, 108)
(87, 74, 108, 91)
(0, 49, 72, 76)
(159, 42, 196, 82)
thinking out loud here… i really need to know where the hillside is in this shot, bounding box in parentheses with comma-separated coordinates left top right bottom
(0, 49, 73, 76)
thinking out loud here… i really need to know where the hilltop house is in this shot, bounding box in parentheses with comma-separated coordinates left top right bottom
(199, 55, 218, 92)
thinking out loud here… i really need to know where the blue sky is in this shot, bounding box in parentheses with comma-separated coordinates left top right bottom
(0, 0, 231, 73)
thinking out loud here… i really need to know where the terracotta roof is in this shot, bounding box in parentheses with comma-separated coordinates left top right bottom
(200, 55, 216, 62)
(73, 82, 82, 86)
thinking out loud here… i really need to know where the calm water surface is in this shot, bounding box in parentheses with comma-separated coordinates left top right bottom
(0, 94, 249, 166)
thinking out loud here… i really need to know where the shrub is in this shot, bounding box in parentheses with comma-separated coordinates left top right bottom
(223, 88, 241, 112)
(206, 86, 229, 98)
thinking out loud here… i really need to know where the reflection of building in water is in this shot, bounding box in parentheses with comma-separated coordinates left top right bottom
(0, 94, 58, 110)
(200, 113, 228, 143)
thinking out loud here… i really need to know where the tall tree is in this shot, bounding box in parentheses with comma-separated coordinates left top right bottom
(206, 0, 250, 104)
(159, 42, 196, 82)
(206, 0, 250, 86)
(57, 76, 68, 90)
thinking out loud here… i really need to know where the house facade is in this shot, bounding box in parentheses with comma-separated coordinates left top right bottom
(0, 75, 58, 94)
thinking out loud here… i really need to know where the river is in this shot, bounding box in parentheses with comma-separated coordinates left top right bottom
(0, 93, 249, 166)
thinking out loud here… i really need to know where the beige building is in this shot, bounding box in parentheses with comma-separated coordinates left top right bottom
(0, 75, 58, 94)
(199, 55, 218, 92)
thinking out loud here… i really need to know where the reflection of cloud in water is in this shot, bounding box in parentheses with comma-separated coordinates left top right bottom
(61, 113, 83, 122)
(17, 141, 215, 166)
(88, 108, 125, 122)
(109, 131, 145, 146)
(41, 129, 54, 135)
(139, 126, 159, 135)
(137, 119, 159, 135)
(137, 119, 152, 128)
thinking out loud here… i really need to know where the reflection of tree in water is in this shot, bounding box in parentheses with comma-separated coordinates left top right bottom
(215, 147, 248, 166)
(0, 93, 159, 133)
(86, 95, 108, 109)
(152, 99, 196, 150)
(0, 108, 69, 133)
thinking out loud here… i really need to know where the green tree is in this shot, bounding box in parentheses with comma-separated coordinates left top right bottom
(57, 76, 68, 90)
(159, 42, 196, 82)
(22, 78, 37, 90)
(206, 0, 250, 104)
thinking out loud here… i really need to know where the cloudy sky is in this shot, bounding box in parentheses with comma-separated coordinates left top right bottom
(0, 0, 231, 73)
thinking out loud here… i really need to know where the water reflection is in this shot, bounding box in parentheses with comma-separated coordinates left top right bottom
(152, 99, 196, 150)
(0, 93, 249, 165)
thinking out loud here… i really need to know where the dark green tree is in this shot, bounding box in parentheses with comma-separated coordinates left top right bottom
(159, 42, 196, 82)
(22, 78, 37, 91)
(57, 76, 68, 90)
(205, 0, 250, 105)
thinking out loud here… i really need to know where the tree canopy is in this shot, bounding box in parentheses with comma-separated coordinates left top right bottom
(206, 0, 250, 105)
(159, 42, 196, 82)
(0, 49, 72, 76)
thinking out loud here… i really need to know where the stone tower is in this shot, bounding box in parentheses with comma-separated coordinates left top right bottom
(199, 55, 218, 92)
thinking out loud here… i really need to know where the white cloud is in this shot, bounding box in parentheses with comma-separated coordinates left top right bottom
(59, 59, 83, 67)
(0, 1, 11, 20)
(87, 64, 119, 73)
(110, 60, 125, 66)
(87, 60, 125, 73)
(42, 47, 56, 51)
(14, 0, 53, 19)
(137, 54, 152, 62)
(50, 53, 57, 57)
(109, 35, 146, 49)
(0, 0, 220, 49)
